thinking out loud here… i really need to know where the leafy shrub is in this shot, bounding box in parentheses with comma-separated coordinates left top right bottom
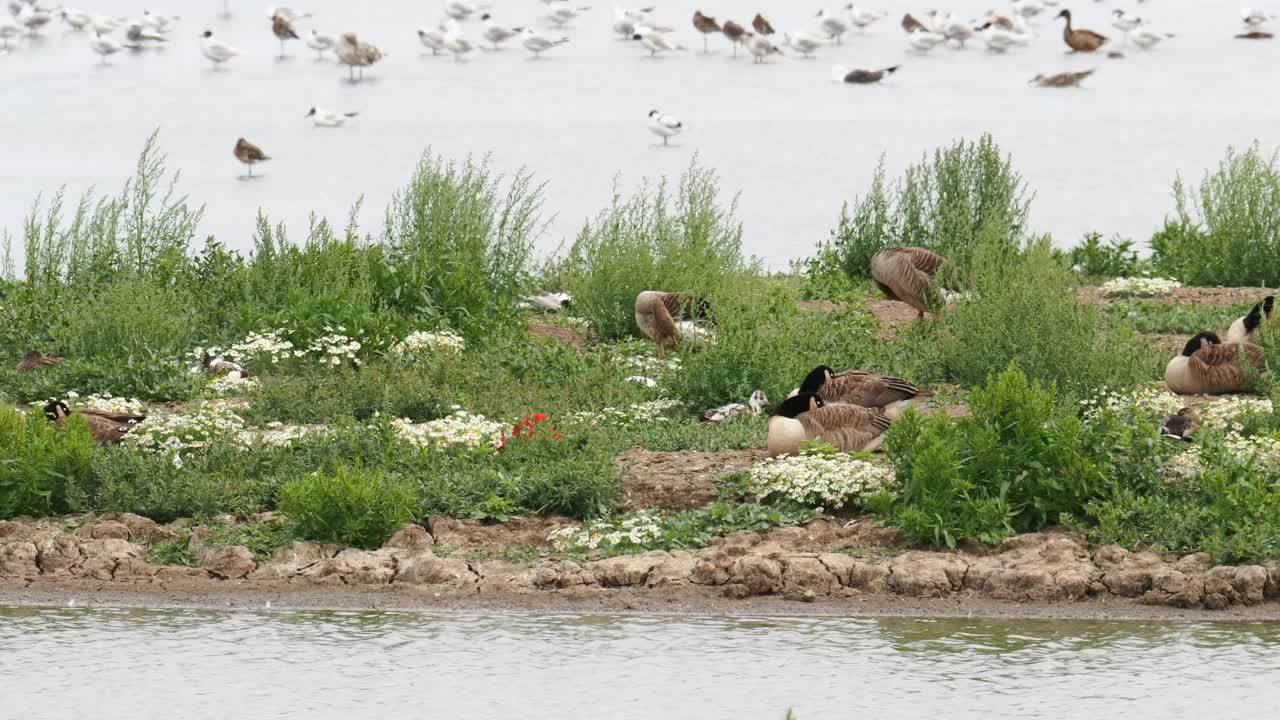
(557, 161, 752, 340)
(1067, 233, 1148, 280)
(0, 407, 97, 518)
(278, 465, 418, 548)
(0, 354, 204, 404)
(808, 134, 1031, 284)
(548, 503, 818, 558)
(1151, 143, 1280, 286)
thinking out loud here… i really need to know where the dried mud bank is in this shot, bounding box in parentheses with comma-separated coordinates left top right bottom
(3, 514, 1280, 618)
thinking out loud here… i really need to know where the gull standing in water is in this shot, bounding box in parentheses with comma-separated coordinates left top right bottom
(17, 2, 52, 35)
(336, 31, 385, 79)
(445, 0, 484, 22)
(60, 8, 91, 30)
(267, 6, 310, 23)
(785, 30, 829, 57)
(480, 13, 521, 49)
(140, 11, 175, 35)
(234, 138, 270, 178)
(126, 23, 169, 48)
(200, 29, 239, 66)
(89, 31, 123, 63)
(522, 27, 568, 57)
(848, 6, 886, 33)
(442, 22, 476, 61)
(613, 5, 654, 38)
(648, 110, 684, 146)
(306, 29, 336, 58)
(271, 13, 299, 57)
(745, 32, 783, 62)
(545, 1, 591, 28)
(417, 25, 447, 55)
(816, 8, 852, 43)
(305, 107, 358, 127)
(0, 15, 22, 49)
(633, 25, 684, 56)
(91, 14, 121, 34)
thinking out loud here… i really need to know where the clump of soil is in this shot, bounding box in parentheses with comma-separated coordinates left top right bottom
(527, 320, 587, 348)
(618, 449, 769, 511)
(866, 300, 920, 339)
(1079, 287, 1269, 307)
(428, 516, 574, 552)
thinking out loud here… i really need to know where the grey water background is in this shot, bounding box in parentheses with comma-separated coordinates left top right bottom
(2, 608, 1280, 719)
(1, 1, 1276, 268)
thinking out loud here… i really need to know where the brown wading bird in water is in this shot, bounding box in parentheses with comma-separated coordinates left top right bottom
(633, 291, 711, 360)
(43, 400, 146, 445)
(752, 13, 775, 35)
(234, 138, 270, 177)
(692, 10, 720, 52)
(767, 394, 892, 456)
(870, 246, 948, 320)
(722, 19, 746, 56)
(271, 14, 299, 58)
(1030, 69, 1094, 87)
(1057, 9, 1108, 52)
(16, 350, 64, 372)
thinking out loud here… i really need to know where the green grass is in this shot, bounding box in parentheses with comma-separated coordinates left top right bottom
(1101, 301, 1249, 335)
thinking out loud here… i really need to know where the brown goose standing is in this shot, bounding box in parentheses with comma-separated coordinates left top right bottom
(634, 291, 711, 359)
(902, 13, 926, 33)
(752, 13, 775, 35)
(1225, 295, 1275, 345)
(271, 14, 298, 57)
(692, 10, 720, 51)
(797, 366, 932, 419)
(722, 19, 746, 56)
(767, 394, 892, 456)
(869, 246, 946, 319)
(1164, 332, 1266, 395)
(234, 138, 270, 177)
(16, 351, 65, 372)
(832, 64, 900, 84)
(1030, 69, 1094, 87)
(1057, 10, 1108, 52)
(43, 401, 146, 445)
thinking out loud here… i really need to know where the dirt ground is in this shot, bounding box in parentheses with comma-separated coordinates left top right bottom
(618, 449, 768, 511)
(527, 320, 588, 348)
(1079, 287, 1271, 307)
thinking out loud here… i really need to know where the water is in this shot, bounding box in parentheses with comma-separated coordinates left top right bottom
(2, 608, 1280, 719)
(1, 2, 1276, 267)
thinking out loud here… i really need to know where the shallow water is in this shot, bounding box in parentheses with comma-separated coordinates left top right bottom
(3, 608, 1280, 718)
(1, 1, 1276, 267)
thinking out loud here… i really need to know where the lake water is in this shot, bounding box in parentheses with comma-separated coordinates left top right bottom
(1, 1, 1277, 267)
(2, 607, 1280, 718)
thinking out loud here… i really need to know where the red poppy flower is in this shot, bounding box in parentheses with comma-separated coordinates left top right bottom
(532, 413, 549, 423)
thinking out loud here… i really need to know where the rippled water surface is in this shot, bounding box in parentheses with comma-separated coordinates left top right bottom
(3, 608, 1280, 718)
(1, 1, 1277, 266)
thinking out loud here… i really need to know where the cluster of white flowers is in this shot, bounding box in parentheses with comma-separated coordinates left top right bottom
(192, 330, 296, 367)
(125, 401, 247, 452)
(205, 374, 260, 396)
(746, 454, 897, 509)
(566, 399, 684, 427)
(548, 513, 664, 552)
(1100, 277, 1182, 298)
(1199, 397, 1275, 433)
(391, 411, 506, 453)
(306, 326, 362, 367)
(1081, 386, 1183, 424)
(621, 354, 682, 375)
(1164, 447, 1205, 483)
(556, 316, 590, 328)
(392, 330, 465, 355)
(64, 391, 144, 415)
(240, 422, 331, 448)
(1165, 433, 1280, 482)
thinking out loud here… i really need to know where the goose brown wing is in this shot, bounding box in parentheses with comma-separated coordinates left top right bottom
(901, 247, 945, 277)
(79, 409, 147, 423)
(800, 403, 891, 452)
(82, 414, 134, 445)
(871, 249, 938, 313)
(1189, 343, 1264, 391)
(826, 370, 925, 407)
(636, 292, 679, 345)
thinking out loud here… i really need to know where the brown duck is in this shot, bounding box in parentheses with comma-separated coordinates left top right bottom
(634, 291, 711, 360)
(1164, 332, 1266, 395)
(271, 14, 298, 57)
(1030, 69, 1094, 87)
(692, 10, 720, 51)
(43, 400, 146, 445)
(722, 19, 747, 56)
(16, 351, 65, 372)
(1159, 406, 1200, 442)
(797, 366, 932, 419)
(1057, 10, 1108, 52)
(902, 13, 927, 33)
(752, 13, 775, 35)
(870, 246, 946, 319)
(234, 138, 270, 177)
(767, 394, 892, 456)
(833, 64, 900, 84)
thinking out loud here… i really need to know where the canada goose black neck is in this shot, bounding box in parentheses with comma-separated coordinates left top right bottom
(774, 393, 822, 418)
(799, 365, 834, 394)
(43, 400, 69, 421)
(1182, 331, 1220, 357)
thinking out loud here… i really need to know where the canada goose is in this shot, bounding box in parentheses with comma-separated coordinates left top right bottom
(692, 10, 720, 51)
(752, 13, 774, 35)
(1164, 332, 1266, 395)
(832, 64, 899, 84)
(767, 394, 891, 456)
(1030, 69, 1093, 87)
(1225, 295, 1275, 344)
(1236, 30, 1274, 39)
(797, 366, 932, 419)
(271, 14, 298, 57)
(1159, 406, 1200, 442)
(234, 138, 270, 177)
(870, 246, 947, 319)
(1057, 10, 1108, 52)
(722, 19, 746, 55)
(634, 291, 711, 359)
(703, 390, 769, 423)
(902, 13, 927, 33)
(16, 351, 65, 372)
(42, 400, 146, 445)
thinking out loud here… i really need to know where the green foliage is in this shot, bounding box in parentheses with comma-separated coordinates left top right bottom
(147, 539, 198, 567)
(555, 503, 819, 559)
(1066, 233, 1149, 280)
(808, 134, 1031, 285)
(201, 518, 297, 561)
(0, 407, 97, 518)
(1101, 300, 1248, 335)
(1152, 143, 1280, 286)
(278, 465, 418, 549)
(0, 354, 204, 404)
(557, 161, 752, 340)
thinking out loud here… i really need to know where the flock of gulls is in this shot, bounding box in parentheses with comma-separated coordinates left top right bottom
(3, 2, 1279, 176)
(628, 247, 1275, 454)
